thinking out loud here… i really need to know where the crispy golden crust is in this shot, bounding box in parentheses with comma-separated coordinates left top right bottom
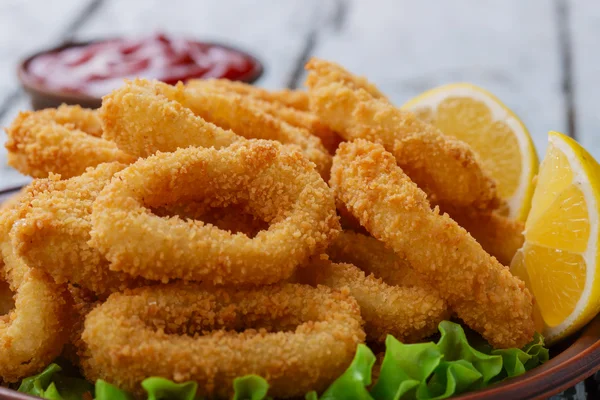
(304, 58, 388, 100)
(187, 79, 310, 110)
(0, 201, 71, 382)
(11, 163, 148, 297)
(180, 85, 332, 178)
(100, 79, 240, 158)
(81, 283, 365, 398)
(295, 258, 448, 343)
(61, 285, 101, 367)
(306, 59, 502, 210)
(90, 140, 340, 285)
(330, 139, 534, 348)
(188, 81, 342, 154)
(441, 205, 525, 266)
(5, 106, 133, 179)
(327, 231, 423, 288)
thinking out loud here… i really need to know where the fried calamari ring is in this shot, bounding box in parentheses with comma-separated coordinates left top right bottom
(295, 258, 448, 343)
(330, 139, 534, 348)
(11, 163, 148, 297)
(440, 205, 525, 266)
(306, 58, 502, 210)
(327, 231, 423, 288)
(187, 78, 310, 110)
(101, 79, 239, 158)
(90, 140, 340, 285)
(188, 81, 342, 154)
(0, 203, 70, 382)
(176, 84, 331, 177)
(101, 80, 331, 177)
(81, 283, 365, 398)
(5, 105, 133, 178)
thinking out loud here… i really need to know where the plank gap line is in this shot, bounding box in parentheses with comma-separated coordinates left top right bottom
(555, 0, 577, 139)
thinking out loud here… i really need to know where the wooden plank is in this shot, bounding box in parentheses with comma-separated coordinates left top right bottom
(0, 0, 97, 103)
(75, 0, 326, 89)
(570, 0, 600, 158)
(309, 0, 565, 157)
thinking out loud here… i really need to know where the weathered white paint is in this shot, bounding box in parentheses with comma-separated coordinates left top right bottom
(571, 0, 600, 159)
(309, 0, 565, 158)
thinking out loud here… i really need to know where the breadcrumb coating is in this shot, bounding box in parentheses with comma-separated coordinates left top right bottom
(81, 283, 365, 398)
(11, 163, 148, 297)
(90, 140, 340, 285)
(5, 105, 133, 179)
(330, 139, 534, 348)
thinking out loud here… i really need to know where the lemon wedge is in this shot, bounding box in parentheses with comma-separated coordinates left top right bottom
(402, 83, 538, 220)
(511, 131, 600, 343)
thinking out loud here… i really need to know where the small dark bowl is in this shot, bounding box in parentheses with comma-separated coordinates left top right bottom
(17, 39, 264, 110)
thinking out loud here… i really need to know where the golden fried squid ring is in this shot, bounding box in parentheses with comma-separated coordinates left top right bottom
(440, 205, 525, 266)
(295, 258, 448, 343)
(0, 201, 70, 382)
(187, 78, 310, 110)
(101, 79, 331, 177)
(306, 58, 502, 210)
(100, 79, 239, 158)
(330, 139, 534, 348)
(188, 80, 342, 154)
(11, 163, 148, 297)
(327, 230, 423, 288)
(5, 105, 133, 178)
(90, 140, 340, 285)
(81, 283, 365, 398)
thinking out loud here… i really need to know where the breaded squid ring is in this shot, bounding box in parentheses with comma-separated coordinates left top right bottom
(81, 283, 365, 398)
(330, 139, 534, 348)
(295, 258, 448, 343)
(101, 80, 331, 177)
(306, 58, 502, 210)
(0, 201, 70, 382)
(11, 162, 148, 297)
(327, 230, 423, 288)
(187, 78, 310, 110)
(440, 205, 525, 266)
(176, 84, 332, 177)
(5, 105, 133, 179)
(100, 79, 239, 159)
(90, 140, 340, 285)
(188, 81, 342, 154)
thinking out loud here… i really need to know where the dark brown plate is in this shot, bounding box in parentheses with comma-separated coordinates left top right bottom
(1, 186, 600, 399)
(17, 38, 264, 110)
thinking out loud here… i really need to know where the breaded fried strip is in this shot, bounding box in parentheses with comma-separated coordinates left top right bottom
(5, 106, 133, 179)
(330, 139, 534, 348)
(296, 258, 448, 343)
(441, 205, 525, 266)
(187, 78, 310, 110)
(306, 58, 502, 210)
(188, 81, 342, 154)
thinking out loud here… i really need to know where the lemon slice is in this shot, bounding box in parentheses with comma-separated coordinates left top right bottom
(511, 131, 600, 343)
(402, 83, 538, 220)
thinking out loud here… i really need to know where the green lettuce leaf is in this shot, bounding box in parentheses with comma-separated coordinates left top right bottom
(232, 375, 270, 400)
(141, 377, 197, 400)
(320, 344, 376, 400)
(18, 363, 94, 400)
(436, 321, 502, 385)
(416, 360, 482, 399)
(371, 337, 442, 400)
(95, 379, 134, 400)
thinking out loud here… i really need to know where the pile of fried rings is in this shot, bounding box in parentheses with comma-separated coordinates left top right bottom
(0, 58, 534, 399)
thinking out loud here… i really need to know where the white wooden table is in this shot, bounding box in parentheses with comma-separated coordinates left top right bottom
(0, 0, 597, 193)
